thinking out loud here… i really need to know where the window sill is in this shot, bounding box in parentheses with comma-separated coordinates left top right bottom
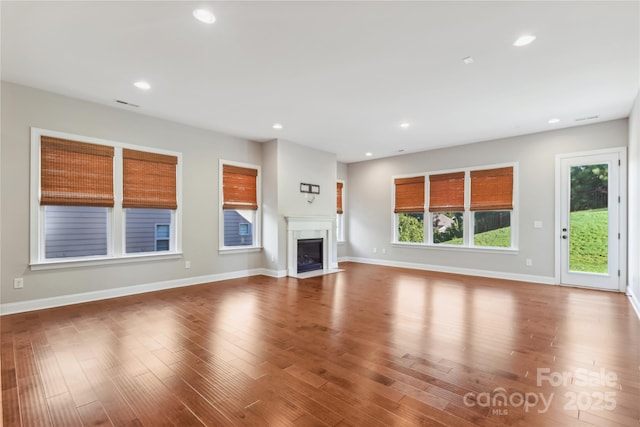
(30, 252, 183, 271)
(219, 246, 263, 254)
(391, 242, 518, 255)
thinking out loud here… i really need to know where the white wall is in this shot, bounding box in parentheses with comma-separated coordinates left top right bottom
(1, 82, 264, 306)
(277, 139, 337, 217)
(2, 80, 634, 311)
(261, 139, 281, 273)
(628, 92, 640, 312)
(346, 119, 628, 283)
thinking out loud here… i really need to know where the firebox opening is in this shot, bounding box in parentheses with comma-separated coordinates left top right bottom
(297, 238, 323, 273)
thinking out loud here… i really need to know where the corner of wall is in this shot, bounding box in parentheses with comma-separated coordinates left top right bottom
(628, 280, 640, 320)
(627, 90, 640, 305)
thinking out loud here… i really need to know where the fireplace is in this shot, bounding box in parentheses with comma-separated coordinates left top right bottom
(285, 216, 339, 278)
(297, 238, 323, 273)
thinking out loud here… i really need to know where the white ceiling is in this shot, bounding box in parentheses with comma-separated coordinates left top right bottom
(2, 1, 638, 163)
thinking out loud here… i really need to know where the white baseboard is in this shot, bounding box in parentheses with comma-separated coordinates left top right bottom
(0, 269, 272, 315)
(257, 268, 288, 278)
(628, 288, 640, 320)
(343, 257, 557, 286)
(5, 260, 634, 318)
(0, 260, 573, 316)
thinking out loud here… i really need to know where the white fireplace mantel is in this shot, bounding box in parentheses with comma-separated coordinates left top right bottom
(285, 216, 339, 278)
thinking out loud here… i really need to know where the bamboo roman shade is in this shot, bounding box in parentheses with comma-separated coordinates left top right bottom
(40, 136, 115, 207)
(337, 182, 344, 214)
(470, 166, 513, 211)
(429, 172, 465, 212)
(222, 165, 258, 210)
(394, 176, 425, 213)
(123, 149, 178, 209)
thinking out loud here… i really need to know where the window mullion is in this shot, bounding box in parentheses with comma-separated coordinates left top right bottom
(464, 171, 471, 246)
(112, 147, 124, 257)
(424, 182, 429, 244)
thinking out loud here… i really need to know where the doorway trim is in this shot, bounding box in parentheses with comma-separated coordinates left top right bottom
(554, 147, 627, 292)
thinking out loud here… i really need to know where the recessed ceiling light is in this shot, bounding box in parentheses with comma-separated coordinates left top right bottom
(193, 9, 216, 24)
(548, 118, 560, 124)
(400, 122, 410, 129)
(462, 56, 474, 65)
(365, 152, 373, 157)
(513, 35, 536, 47)
(133, 81, 151, 90)
(272, 123, 283, 130)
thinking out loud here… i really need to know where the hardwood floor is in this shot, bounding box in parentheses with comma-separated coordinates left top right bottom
(2, 262, 639, 426)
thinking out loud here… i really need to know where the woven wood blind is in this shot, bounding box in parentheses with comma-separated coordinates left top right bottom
(223, 165, 258, 210)
(123, 149, 178, 209)
(429, 172, 465, 212)
(40, 136, 115, 207)
(394, 176, 425, 213)
(337, 182, 344, 214)
(470, 166, 513, 211)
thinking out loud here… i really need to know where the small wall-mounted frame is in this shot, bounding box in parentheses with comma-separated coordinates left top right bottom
(300, 183, 320, 194)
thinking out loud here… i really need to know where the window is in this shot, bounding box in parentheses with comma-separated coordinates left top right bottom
(429, 172, 464, 245)
(123, 149, 178, 253)
(394, 176, 425, 243)
(44, 206, 108, 258)
(392, 164, 516, 249)
(125, 209, 173, 253)
(31, 128, 181, 266)
(155, 224, 171, 251)
(39, 136, 114, 259)
(239, 223, 250, 236)
(122, 149, 177, 210)
(470, 167, 514, 248)
(220, 161, 261, 249)
(337, 181, 345, 242)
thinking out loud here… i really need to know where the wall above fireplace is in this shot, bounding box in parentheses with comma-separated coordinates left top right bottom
(261, 139, 338, 275)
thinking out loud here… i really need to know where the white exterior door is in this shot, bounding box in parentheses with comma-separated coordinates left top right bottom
(558, 150, 624, 291)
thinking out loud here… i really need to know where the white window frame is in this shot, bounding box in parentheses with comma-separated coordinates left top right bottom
(337, 179, 345, 243)
(30, 127, 183, 270)
(391, 162, 518, 252)
(219, 159, 262, 253)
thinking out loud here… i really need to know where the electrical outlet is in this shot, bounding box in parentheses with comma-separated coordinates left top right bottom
(373, 247, 377, 253)
(526, 258, 533, 267)
(185, 261, 191, 269)
(14, 278, 24, 289)
(382, 248, 386, 254)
